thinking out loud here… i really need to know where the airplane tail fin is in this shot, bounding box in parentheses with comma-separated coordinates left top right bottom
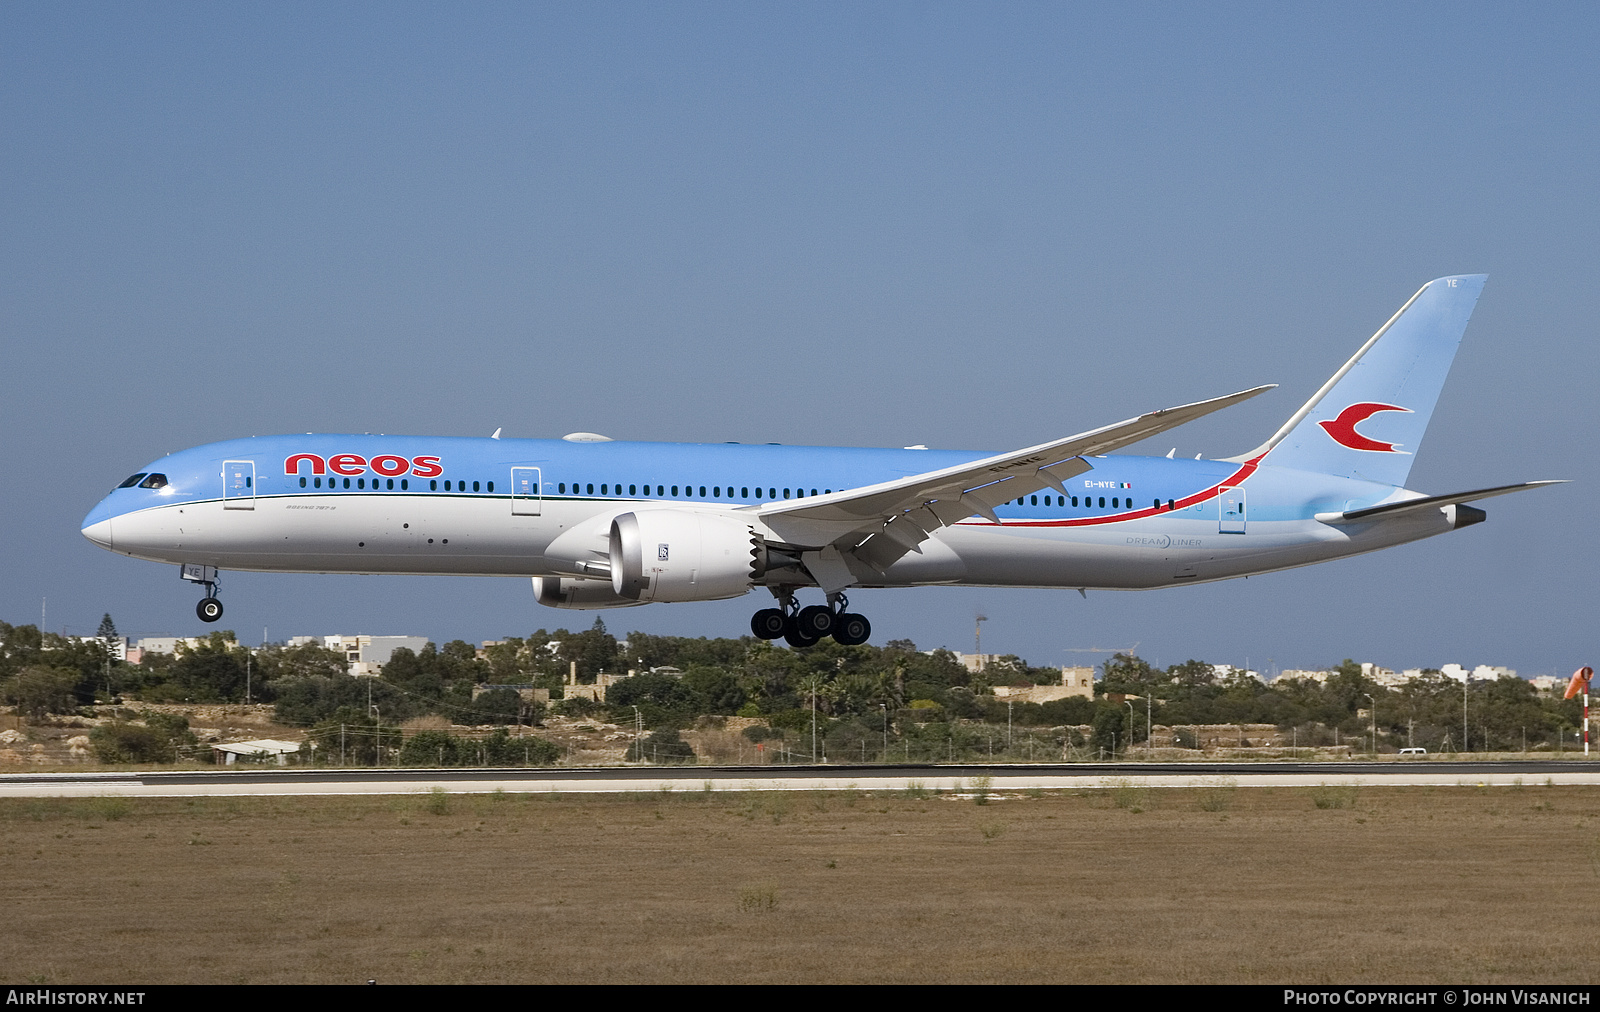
(1229, 275, 1486, 487)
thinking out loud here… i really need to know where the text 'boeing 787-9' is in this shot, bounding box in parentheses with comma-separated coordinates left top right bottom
(82, 275, 1561, 647)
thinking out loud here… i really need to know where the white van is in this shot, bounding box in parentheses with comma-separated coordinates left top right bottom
(1398, 747, 1427, 756)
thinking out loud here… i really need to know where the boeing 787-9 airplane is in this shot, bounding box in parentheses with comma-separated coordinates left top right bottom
(82, 275, 1559, 647)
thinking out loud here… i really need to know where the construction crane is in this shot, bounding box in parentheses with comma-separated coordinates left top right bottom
(1064, 642, 1140, 656)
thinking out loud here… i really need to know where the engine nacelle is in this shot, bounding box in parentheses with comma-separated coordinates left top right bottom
(532, 576, 645, 610)
(609, 510, 761, 603)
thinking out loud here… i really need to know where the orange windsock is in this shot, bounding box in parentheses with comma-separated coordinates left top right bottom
(1564, 667, 1594, 700)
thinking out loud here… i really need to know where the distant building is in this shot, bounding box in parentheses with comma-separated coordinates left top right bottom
(991, 667, 1095, 703)
(562, 664, 624, 702)
(288, 634, 429, 675)
(1211, 664, 1263, 683)
(473, 684, 551, 705)
(1277, 669, 1332, 683)
(948, 652, 998, 673)
(1438, 663, 1518, 683)
(134, 636, 206, 657)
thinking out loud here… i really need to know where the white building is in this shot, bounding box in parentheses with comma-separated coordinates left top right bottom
(287, 635, 429, 675)
(1438, 663, 1519, 683)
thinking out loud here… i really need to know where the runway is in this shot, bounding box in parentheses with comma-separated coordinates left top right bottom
(3, 760, 1599, 797)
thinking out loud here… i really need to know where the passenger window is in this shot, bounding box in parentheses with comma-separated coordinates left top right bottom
(299, 477, 307, 488)
(358, 479, 366, 489)
(474, 481, 481, 492)
(783, 489, 790, 499)
(586, 484, 594, 495)
(1098, 497, 1105, 508)
(387, 479, 395, 490)
(314, 477, 322, 488)
(713, 486, 720, 497)
(1153, 499, 1160, 509)
(657, 485, 664, 496)
(487, 481, 494, 492)
(343, 478, 351, 489)
(1030, 496, 1037, 506)
(117, 473, 148, 489)
(401, 479, 408, 490)
(138, 474, 167, 489)
(699, 486, 707, 497)
(629, 485, 637, 496)
(1167, 499, 1174, 510)
(1071, 496, 1078, 507)
(671, 486, 679, 496)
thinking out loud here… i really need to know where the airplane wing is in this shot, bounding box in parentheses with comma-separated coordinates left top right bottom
(750, 384, 1275, 576)
(1314, 480, 1566, 525)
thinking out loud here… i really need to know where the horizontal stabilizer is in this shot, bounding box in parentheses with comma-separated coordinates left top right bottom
(1314, 480, 1566, 525)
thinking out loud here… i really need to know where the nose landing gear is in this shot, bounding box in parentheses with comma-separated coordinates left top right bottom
(750, 591, 871, 647)
(180, 564, 224, 623)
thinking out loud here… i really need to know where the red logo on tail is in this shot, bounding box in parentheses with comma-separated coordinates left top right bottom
(1317, 402, 1412, 452)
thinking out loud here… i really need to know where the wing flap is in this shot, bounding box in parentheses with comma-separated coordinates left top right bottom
(754, 384, 1275, 550)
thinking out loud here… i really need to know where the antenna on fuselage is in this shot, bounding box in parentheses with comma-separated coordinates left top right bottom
(490, 428, 502, 439)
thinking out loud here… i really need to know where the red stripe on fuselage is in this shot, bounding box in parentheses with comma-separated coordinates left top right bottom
(960, 455, 1265, 529)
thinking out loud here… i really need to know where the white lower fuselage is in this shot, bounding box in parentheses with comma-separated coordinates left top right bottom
(86, 476, 1453, 594)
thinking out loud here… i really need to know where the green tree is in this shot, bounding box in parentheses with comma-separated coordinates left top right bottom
(3, 665, 80, 718)
(1091, 705, 1126, 756)
(90, 714, 198, 763)
(303, 707, 401, 765)
(458, 687, 534, 726)
(626, 727, 696, 763)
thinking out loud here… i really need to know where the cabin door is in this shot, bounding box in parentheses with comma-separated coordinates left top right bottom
(223, 460, 256, 510)
(511, 467, 542, 516)
(1219, 487, 1245, 534)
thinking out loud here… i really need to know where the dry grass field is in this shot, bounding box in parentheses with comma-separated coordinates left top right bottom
(1, 783, 1596, 984)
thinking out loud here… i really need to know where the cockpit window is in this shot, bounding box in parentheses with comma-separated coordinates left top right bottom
(138, 473, 168, 489)
(117, 473, 149, 489)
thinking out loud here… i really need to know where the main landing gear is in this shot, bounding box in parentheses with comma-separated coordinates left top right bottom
(180, 564, 224, 623)
(750, 591, 871, 648)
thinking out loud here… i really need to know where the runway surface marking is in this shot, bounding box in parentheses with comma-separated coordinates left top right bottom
(3, 763, 1598, 797)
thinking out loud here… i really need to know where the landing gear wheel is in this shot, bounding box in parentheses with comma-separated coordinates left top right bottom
(196, 597, 224, 623)
(751, 608, 787, 640)
(796, 605, 835, 638)
(783, 615, 821, 649)
(832, 612, 870, 646)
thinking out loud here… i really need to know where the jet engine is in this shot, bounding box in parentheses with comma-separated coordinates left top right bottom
(609, 510, 762, 603)
(532, 576, 645, 610)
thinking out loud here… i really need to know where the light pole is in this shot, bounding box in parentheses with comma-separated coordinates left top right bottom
(881, 703, 887, 761)
(1363, 693, 1376, 756)
(1125, 700, 1136, 758)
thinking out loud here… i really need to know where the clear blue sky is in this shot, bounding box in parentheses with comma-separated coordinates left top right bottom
(3, 3, 1595, 676)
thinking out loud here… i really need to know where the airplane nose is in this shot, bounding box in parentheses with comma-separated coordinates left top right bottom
(82, 519, 113, 550)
